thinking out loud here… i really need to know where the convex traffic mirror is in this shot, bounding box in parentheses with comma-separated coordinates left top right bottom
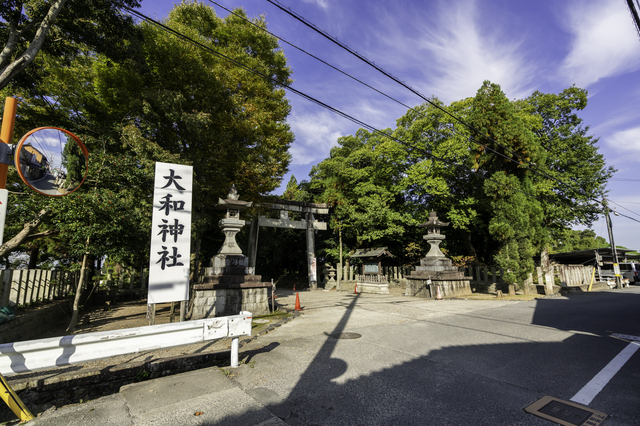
(15, 127, 89, 197)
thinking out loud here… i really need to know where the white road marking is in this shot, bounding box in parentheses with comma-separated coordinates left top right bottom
(570, 338, 640, 406)
(612, 333, 640, 342)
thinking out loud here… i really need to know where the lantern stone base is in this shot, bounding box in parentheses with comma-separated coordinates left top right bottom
(405, 256, 472, 299)
(405, 277, 472, 298)
(191, 284, 270, 319)
(192, 254, 270, 318)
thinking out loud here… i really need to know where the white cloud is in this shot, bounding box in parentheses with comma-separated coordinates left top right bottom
(606, 126, 640, 153)
(301, 0, 330, 11)
(411, 0, 536, 102)
(560, 0, 640, 87)
(288, 109, 350, 166)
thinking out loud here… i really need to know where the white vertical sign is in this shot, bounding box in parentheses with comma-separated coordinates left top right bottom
(148, 162, 193, 304)
(310, 257, 317, 282)
(0, 189, 7, 247)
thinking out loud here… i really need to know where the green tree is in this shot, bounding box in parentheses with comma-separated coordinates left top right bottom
(93, 2, 294, 263)
(2, 1, 294, 259)
(0, 1, 144, 259)
(60, 136, 85, 189)
(310, 128, 414, 263)
(394, 97, 478, 258)
(0, 0, 141, 90)
(311, 81, 612, 287)
(550, 229, 609, 253)
(282, 175, 312, 203)
(484, 173, 541, 284)
(468, 81, 545, 284)
(522, 86, 614, 267)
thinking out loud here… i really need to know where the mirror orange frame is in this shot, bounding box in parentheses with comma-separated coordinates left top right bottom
(15, 127, 89, 197)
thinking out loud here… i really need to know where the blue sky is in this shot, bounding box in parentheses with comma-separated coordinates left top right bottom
(136, 0, 640, 250)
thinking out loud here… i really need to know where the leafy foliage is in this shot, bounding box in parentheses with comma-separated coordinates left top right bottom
(309, 81, 612, 285)
(0, 0, 142, 90)
(1, 2, 295, 275)
(549, 229, 609, 254)
(309, 128, 415, 264)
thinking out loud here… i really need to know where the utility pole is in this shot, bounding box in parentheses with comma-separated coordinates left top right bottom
(0, 98, 17, 246)
(603, 200, 623, 289)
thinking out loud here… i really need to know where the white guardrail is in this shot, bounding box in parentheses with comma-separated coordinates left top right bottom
(0, 311, 252, 376)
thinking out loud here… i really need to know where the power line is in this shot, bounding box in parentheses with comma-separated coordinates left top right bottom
(122, 6, 610, 225)
(610, 178, 640, 182)
(122, 6, 555, 205)
(206, 0, 520, 168)
(212, 0, 599, 210)
(606, 199, 640, 218)
(265, 0, 601, 204)
(614, 211, 640, 224)
(609, 200, 640, 205)
(626, 0, 640, 40)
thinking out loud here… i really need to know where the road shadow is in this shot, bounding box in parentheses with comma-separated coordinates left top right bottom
(210, 290, 640, 425)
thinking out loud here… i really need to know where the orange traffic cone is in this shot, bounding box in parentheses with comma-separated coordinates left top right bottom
(354, 283, 359, 294)
(294, 292, 302, 311)
(436, 285, 443, 300)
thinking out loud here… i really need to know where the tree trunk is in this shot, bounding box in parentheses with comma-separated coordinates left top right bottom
(463, 231, 478, 262)
(66, 237, 90, 333)
(27, 246, 39, 269)
(0, 209, 48, 257)
(0, 0, 68, 90)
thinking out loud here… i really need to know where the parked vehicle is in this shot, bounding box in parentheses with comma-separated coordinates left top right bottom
(598, 262, 640, 282)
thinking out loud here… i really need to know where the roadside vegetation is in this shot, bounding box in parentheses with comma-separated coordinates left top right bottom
(0, 1, 614, 322)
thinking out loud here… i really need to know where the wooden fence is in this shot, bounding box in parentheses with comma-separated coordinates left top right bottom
(0, 269, 81, 307)
(556, 265, 593, 287)
(466, 266, 505, 290)
(333, 265, 411, 282)
(467, 264, 594, 291)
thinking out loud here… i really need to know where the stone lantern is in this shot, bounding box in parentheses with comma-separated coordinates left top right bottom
(405, 210, 472, 299)
(193, 185, 271, 319)
(421, 211, 449, 259)
(215, 185, 252, 256)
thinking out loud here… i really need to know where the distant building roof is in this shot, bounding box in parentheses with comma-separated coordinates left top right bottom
(350, 247, 395, 258)
(549, 248, 640, 265)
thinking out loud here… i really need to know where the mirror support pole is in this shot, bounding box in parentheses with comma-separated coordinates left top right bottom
(0, 97, 17, 189)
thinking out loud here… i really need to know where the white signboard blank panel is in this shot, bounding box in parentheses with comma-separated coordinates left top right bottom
(148, 162, 193, 304)
(0, 189, 8, 246)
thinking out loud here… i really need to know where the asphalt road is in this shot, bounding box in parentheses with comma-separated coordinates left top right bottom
(29, 287, 640, 425)
(229, 288, 640, 425)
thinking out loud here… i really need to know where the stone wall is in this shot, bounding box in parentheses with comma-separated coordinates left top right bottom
(0, 300, 71, 344)
(191, 286, 269, 319)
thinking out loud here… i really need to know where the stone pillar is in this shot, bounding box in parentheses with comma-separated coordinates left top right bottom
(247, 217, 260, 269)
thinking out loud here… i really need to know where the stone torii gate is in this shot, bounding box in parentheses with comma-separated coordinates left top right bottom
(247, 201, 328, 290)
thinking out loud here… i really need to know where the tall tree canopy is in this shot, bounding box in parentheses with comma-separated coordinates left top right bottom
(309, 128, 414, 262)
(94, 2, 294, 225)
(310, 81, 612, 285)
(0, 1, 295, 329)
(2, 1, 294, 261)
(0, 0, 141, 90)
